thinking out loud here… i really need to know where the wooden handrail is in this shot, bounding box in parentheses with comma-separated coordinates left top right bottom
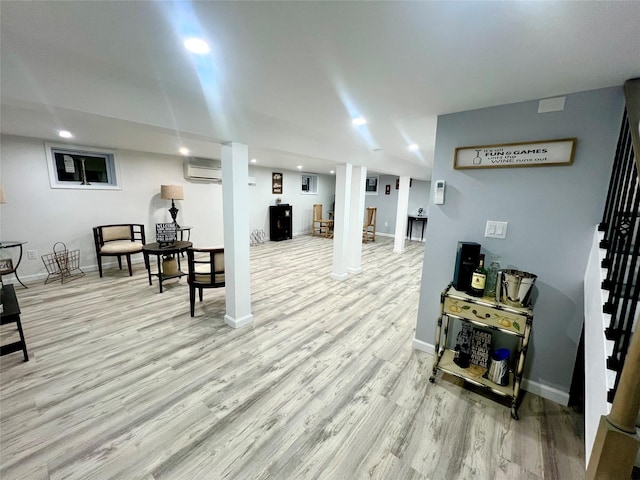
(625, 79, 640, 176)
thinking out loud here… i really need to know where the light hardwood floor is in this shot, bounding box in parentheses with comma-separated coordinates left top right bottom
(0, 235, 584, 480)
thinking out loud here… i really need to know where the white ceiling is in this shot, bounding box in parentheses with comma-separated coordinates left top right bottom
(1, 1, 639, 179)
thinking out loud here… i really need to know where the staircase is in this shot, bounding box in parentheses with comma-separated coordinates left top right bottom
(585, 78, 640, 479)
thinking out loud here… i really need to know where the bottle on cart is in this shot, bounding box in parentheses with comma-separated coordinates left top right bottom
(469, 254, 487, 297)
(484, 257, 501, 299)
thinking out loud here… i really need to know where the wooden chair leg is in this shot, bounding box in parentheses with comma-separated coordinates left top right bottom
(189, 286, 196, 317)
(199, 287, 203, 302)
(98, 256, 104, 277)
(117, 256, 123, 270)
(126, 254, 133, 276)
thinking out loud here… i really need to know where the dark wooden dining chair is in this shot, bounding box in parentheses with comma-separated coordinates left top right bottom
(186, 247, 225, 317)
(92, 224, 146, 277)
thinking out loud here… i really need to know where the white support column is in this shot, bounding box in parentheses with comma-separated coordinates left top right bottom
(347, 166, 367, 274)
(221, 141, 254, 328)
(393, 175, 411, 254)
(331, 163, 352, 281)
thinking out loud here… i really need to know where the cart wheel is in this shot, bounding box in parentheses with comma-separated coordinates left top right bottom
(511, 408, 519, 420)
(429, 375, 435, 383)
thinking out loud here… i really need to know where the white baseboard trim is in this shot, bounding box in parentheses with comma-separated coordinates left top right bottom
(7, 258, 150, 285)
(347, 266, 362, 274)
(331, 272, 349, 281)
(412, 338, 435, 355)
(225, 313, 254, 329)
(521, 379, 570, 406)
(411, 337, 570, 406)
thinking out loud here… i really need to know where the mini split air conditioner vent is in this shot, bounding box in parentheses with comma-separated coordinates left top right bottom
(183, 163, 256, 185)
(183, 164, 222, 182)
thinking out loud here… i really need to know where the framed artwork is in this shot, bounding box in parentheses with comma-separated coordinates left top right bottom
(365, 175, 379, 195)
(395, 178, 413, 189)
(0, 258, 14, 275)
(454, 138, 576, 170)
(272, 172, 283, 194)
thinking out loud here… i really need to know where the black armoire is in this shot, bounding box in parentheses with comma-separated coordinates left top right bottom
(269, 204, 292, 241)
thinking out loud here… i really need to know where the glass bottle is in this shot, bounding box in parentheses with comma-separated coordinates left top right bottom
(469, 254, 487, 297)
(484, 257, 501, 299)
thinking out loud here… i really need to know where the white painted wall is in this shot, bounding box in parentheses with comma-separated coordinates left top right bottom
(0, 135, 335, 282)
(248, 168, 335, 238)
(415, 86, 625, 404)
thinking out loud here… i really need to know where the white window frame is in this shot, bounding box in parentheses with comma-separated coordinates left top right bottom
(45, 142, 121, 190)
(301, 173, 318, 194)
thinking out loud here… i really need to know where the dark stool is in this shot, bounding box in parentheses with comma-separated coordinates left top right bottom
(1, 284, 29, 362)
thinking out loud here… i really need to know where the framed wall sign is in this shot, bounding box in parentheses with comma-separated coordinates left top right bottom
(454, 138, 576, 170)
(156, 223, 177, 247)
(272, 172, 283, 194)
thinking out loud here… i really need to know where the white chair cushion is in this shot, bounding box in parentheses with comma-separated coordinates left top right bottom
(100, 240, 143, 254)
(193, 264, 224, 283)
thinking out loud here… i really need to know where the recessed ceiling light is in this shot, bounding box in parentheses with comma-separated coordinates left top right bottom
(408, 144, 420, 151)
(251, 158, 257, 163)
(330, 170, 335, 174)
(352, 117, 367, 126)
(297, 165, 303, 170)
(179, 147, 190, 155)
(58, 130, 73, 138)
(184, 38, 210, 54)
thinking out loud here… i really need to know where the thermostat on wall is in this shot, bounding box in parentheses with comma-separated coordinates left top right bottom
(434, 180, 445, 205)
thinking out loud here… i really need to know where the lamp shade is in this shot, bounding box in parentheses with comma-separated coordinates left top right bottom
(160, 185, 184, 200)
(0, 185, 5, 204)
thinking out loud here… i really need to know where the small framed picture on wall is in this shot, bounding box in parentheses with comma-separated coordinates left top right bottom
(272, 172, 283, 194)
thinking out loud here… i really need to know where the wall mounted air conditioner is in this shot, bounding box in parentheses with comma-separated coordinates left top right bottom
(184, 163, 222, 182)
(184, 163, 256, 185)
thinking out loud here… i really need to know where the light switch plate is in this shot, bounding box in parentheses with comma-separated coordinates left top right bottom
(485, 221, 508, 239)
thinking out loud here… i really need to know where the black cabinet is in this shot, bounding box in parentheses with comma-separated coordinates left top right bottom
(269, 204, 292, 241)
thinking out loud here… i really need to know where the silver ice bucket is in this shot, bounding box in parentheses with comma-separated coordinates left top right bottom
(498, 269, 537, 307)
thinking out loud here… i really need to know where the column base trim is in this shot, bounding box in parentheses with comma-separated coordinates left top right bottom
(225, 313, 254, 329)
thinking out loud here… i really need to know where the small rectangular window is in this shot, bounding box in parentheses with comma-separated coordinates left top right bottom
(45, 143, 120, 190)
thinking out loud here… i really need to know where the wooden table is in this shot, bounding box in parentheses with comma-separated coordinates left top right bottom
(142, 241, 192, 293)
(407, 215, 428, 241)
(1, 284, 29, 361)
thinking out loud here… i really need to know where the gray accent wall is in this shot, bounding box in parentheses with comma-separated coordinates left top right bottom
(365, 174, 430, 236)
(416, 86, 624, 397)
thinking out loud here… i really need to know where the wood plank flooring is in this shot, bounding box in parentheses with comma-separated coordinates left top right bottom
(0, 235, 584, 479)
